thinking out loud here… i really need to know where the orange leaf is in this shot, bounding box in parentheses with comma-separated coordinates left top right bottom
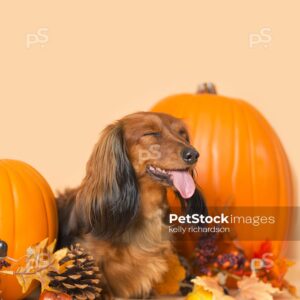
(253, 241, 273, 259)
(153, 254, 186, 295)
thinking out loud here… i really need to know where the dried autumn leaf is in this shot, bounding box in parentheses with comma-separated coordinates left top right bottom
(255, 257, 297, 291)
(16, 238, 68, 293)
(187, 276, 234, 300)
(253, 241, 273, 259)
(232, 274, 279, 300)
(272, 258, 295, 279)
(153, 254, 186, 295)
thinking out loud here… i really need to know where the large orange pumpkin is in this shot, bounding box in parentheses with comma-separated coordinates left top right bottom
(0, 160, 58, 299)
(152, 83, 294, 258)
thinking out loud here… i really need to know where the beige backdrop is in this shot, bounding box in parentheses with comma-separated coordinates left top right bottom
(0, 0, 299, 289)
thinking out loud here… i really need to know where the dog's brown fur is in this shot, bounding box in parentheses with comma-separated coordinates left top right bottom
(57, 112, 207, 298)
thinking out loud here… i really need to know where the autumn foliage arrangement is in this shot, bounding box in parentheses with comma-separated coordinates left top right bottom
(185, 233, 298, 300)
(0, 239, 102, 300)
(1, 235, 298, 299)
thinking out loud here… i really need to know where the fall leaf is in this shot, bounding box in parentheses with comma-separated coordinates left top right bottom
(153, 253, 186, 295)
(253, 241, 273, 259)
(188, 271, 298, 300)
(187, 276, 234, 300)
(231, 274, 279, 300)
(272, 258, 295, 279)
(186, 287, 213, 300)
(255, 256, 296, 291)
(15, 238, 68, 293)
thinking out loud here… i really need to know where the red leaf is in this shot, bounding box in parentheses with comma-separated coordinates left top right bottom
(253, 241, 272, 259)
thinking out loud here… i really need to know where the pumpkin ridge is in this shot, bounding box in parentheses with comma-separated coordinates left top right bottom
(212, 97, 225, 201)
(2, 161, 16, 261)
(231, 101, 239, 199)
(238, 101, 255, 205)
(20, 163, 50, 240)
(252, 107, 281, 203)
(267, 124, 293, 253)
(24, 162, 57, 241)
(23, 162, 57, 220)
(276, 140, 294, 205)
(4, 160, 34, 257)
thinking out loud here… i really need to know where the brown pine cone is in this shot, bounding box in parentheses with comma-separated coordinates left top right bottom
(47, 244, 102, 300)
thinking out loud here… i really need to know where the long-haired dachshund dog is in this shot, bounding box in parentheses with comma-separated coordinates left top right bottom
(57, 112, 207, 298)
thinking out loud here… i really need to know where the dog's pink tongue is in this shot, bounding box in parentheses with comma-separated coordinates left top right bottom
(169, 171, 196, 199)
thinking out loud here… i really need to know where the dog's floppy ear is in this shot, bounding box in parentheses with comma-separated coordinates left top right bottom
(76, 122, 139, 239)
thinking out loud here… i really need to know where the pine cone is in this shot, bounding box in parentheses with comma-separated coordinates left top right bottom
(48, 244, 102, 300)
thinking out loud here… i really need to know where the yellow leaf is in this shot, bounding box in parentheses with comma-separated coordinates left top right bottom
(190, 276, 234, 300)
(15, 238, 69, 293)
(186, 287, 213, 300)
(47, 240, 56, 254)
(53, 248, 68, 262)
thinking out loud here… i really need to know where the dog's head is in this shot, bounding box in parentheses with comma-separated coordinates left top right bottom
(76, 112, 207, 238)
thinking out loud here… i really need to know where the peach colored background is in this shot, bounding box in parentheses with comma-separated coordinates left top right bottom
(0, 0, 299, 290)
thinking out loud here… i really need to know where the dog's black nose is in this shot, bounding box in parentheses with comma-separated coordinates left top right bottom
(181, 147, 199, 164)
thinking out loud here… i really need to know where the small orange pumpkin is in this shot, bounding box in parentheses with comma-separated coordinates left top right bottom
(0, 159, 58, 299)
(152, 83, 294, 258)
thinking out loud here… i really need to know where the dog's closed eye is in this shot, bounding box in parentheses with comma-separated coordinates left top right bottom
(143, 131, 161, 137)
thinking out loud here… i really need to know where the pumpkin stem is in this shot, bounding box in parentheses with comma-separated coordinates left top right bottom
(196, 82, 217, 94)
